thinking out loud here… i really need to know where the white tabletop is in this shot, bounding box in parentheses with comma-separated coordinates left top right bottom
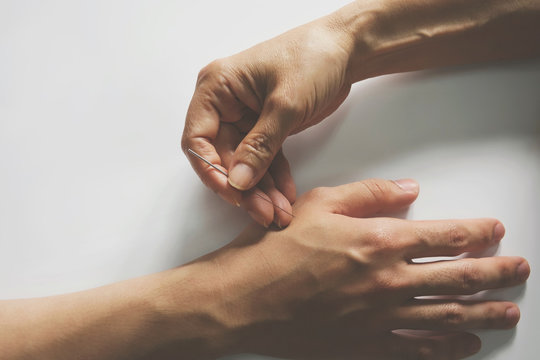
(1, 1, 539, 359)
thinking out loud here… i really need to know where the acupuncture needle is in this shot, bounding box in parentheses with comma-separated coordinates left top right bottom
(187, 148, 294, 218)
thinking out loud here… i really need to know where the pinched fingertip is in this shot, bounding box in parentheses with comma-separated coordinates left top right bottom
(244, 191, 275, 228)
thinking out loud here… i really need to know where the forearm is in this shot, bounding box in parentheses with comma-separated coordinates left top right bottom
(334, 0, 540, 82)
(0, 264, 234, 360)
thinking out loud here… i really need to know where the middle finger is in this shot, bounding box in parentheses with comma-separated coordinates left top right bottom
(403, 219, 504, 259)
(408, 256, 529, 296)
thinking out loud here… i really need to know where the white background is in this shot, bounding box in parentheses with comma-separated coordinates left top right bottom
(1, 1, 539, 359)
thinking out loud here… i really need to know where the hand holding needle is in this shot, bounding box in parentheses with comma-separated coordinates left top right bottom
(187, 149, 295, 219)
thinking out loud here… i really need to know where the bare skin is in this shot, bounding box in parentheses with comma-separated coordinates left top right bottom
(3, 1, 538, 358)
(182, 0, 540, 227)
(0, 179, 530, 359)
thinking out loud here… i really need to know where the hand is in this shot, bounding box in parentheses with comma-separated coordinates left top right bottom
(181, 0, 540, 229)
(181, 11, 355, 227)
(173, 179, 529, 360)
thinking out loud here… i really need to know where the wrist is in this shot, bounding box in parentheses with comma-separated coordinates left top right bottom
(325, 0, 383, 83)
(152, 262, 242, 359)
(330, 0, 540, 82)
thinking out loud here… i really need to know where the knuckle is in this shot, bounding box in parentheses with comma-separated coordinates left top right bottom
(267, 94, 305, 120)
(460, 262, 484, 293)
(180, 134, 198, 153)
(443, 303, 466, 327)
(484, 303, 504, 327)
(196, 59, 237, 95)
(370, 230, 391, 253)
(360, 179, 389, 204)
(180, 136, 189, 152)
(242, 132, 277, 165)
(364, 220, 402, 255)
(197, 58, 227, 82)
(480, 220, 497, 246)
(447, 223, 470, 248)
(497, 259, 515, 283)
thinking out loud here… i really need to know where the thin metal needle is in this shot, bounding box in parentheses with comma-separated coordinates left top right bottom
(187, 148, 228, 177)
(187, 148, 294, 218)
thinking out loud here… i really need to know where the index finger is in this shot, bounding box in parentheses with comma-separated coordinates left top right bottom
(182, 89, 243, 206)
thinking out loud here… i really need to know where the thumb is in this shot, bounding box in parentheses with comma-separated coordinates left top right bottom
(228, 99, 297, 190)
(327, 178, 420, 218)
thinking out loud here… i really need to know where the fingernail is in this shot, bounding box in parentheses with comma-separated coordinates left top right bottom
(229, 163, 255, 191)
(248, 211, 268, 228)
(276, 219, 282, 229)
(234, 200, 241, 207)
(466, 337, 481, 355)
(392, 179, 419, 193)
(492, 223, 505, 243)
(516, 261, 530, 281)
(505, 306, 520, 325)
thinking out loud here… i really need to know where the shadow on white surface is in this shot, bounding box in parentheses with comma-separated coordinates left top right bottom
(285, 60, 540, 194)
